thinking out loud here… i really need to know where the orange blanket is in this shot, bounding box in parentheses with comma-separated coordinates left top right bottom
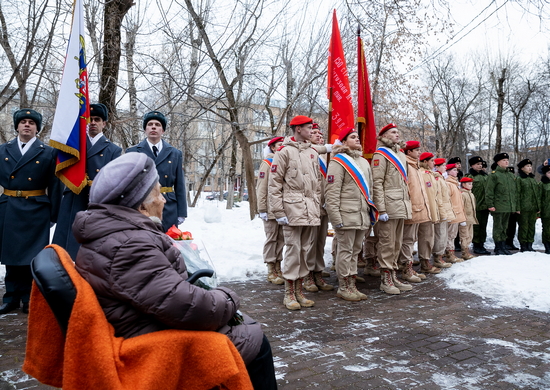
(23, 245, 252, 390)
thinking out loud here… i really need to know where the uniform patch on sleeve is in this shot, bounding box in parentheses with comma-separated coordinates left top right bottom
(259, 172, 265, 179)
(271, 165, 277, 173)
(311, 154, 314, 159)
(327, 175, 334, 183)
(373, 159, 380, 167)
(426, 181, 432, 187)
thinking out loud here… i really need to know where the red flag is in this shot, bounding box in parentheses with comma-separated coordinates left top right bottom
(357, 29, 376, 160)
(327, 10, 354, 144)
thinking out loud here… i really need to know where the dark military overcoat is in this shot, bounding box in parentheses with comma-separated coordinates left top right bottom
(126, 139, 187, 232)
(0, 138, 62, 266)
(52, 136, 122, 259)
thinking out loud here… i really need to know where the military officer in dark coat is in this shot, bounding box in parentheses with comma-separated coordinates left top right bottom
(126, 111, 187, 232)
(52, 103, 122, 259)
(0, 109, 62, 314)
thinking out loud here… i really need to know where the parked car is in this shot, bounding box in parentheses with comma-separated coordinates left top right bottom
(205, 192, 219, 201)
(223, 191, 239, 200)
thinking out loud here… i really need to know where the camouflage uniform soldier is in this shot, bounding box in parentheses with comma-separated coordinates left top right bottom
(540, 165, 550, 254)
(466, 156, 491, 255)
(486, 153, 517, 255)
(515, 158, 541, 252)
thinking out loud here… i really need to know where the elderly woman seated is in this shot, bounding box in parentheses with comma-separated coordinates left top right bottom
(72, 152, 276, 389)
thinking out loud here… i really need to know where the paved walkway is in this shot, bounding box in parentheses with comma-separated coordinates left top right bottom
(1, 264, 550, 389)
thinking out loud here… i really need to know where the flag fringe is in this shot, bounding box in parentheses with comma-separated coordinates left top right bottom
(57, 173, 87, 195)
(49, 139, 81, 161)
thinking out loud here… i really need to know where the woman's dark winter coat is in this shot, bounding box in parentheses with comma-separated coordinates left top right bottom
(72, 203, 262, 364)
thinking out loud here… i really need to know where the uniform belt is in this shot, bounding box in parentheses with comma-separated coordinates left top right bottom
(160, 186, 174, 193)
(3, 189, 46, 197)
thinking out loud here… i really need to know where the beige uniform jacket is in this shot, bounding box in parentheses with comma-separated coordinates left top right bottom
(404, 155, 431, 225)
(434, 171, 455, 221)
(419, 161, 444, 223)
(461, 189, 479, 225)
(311, 145, 328, 217)
(256, 153, 275, 219)
(446, 176, 466, 224)
(268, 136, 321, 226)
(371, 138, 412, 220)
(325, 145, 374, 229)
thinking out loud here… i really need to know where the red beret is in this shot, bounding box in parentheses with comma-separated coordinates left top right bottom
(289, 115, 313, 126)
(267, 136, 284, 147)
(338, 127, 356, 141)
(379, 123, 397, 136)
(446, 163, 457, 171)
(434, 158, 446, 166)
(312, 123, 319, 129)
(404, 140, 420, 151)
(419, 152, 434, 161)
(460, 177, 474, 183)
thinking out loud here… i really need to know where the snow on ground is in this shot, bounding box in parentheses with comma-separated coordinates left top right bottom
(438, 253, 550, 313)
(183, 198, 268, 282)
(1, 195, 549, 313)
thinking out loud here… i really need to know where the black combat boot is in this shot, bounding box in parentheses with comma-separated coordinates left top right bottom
(501, 242, 512, 255)
(544, 242, 550, 255)
(505, 240, 518, 251)
(527, 243, 535, 252)
(519, 242, 528, 252)
(493, 242, 504, 255)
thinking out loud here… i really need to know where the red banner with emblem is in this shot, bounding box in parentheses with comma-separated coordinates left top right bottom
(327, 9, 354, 144)
(357, 28, 377, 161)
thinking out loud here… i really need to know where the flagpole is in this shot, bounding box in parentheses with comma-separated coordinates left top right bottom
(356, 23, 364, 153)
(327, 86, 333, 166)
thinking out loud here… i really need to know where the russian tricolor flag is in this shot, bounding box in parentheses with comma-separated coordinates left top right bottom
(49, 0, 89, 194)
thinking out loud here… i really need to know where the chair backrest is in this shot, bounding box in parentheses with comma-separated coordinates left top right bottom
(30, 247, 76, 335)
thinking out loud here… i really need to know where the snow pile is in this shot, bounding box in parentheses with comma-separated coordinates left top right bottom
(183, 199, 267, 281)
(438, 253, 550, 313)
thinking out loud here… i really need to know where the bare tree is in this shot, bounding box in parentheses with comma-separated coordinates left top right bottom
(98, 0, 134, 131)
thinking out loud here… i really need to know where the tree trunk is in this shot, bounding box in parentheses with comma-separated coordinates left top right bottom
(494, 68, 507, 154)
(184, 0, 259, 219)
(190, 135, 233, 207)
(226, 136, 237, 209)
(99, 0, 133, 130)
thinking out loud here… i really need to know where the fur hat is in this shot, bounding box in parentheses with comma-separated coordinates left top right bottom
(14, 108, 42, 133)
(89, 103, 109, 121)
(542, 165, 550, 174)
(493, 152, 509, 163)
(448, 156, 461, 164)
(143, 111, 167, 131)
(468, 155, 483, 166)
(517, 158, 532, 169)
(89, 152, 159, 209)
